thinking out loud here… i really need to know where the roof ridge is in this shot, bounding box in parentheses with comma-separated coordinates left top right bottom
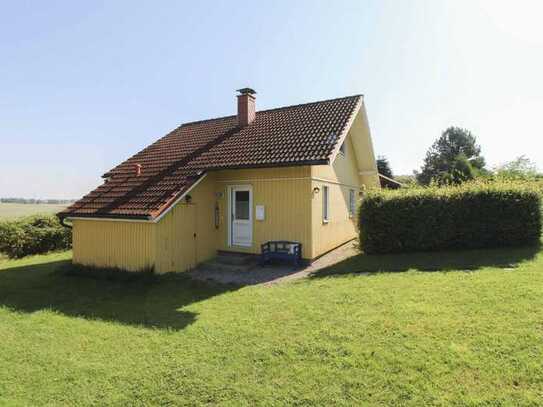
(256, 94, 363, 115)
(181, 114, 236, 127)
(180, 94, 363, 127)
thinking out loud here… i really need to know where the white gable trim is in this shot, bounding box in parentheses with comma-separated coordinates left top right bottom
(152, 173, 207, 223)
(67, 173, 207, 224)
(328, 96, 363, 165)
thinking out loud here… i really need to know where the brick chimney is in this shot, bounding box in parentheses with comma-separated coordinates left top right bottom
(237, 88, 256, 127)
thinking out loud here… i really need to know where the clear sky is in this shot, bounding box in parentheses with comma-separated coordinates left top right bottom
(2, 0, 542, 199)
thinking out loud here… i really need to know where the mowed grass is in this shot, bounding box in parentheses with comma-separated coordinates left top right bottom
(1, 246, 543, 406)
(0, 203, 66, 220)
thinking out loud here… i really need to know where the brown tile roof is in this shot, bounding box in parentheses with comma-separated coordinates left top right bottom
(60, 94, 362, 220)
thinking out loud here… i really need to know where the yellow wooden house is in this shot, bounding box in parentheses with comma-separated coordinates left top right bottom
(59, 89, 379, 273)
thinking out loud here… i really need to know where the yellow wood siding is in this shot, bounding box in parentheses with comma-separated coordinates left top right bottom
(154, 204, 196, 273)
(349, 103, 380, 188)
(71, 105, 378, 269)
(310, 135, 361, 258)
(214, 166, 313, 259)
(72, 175, 217, 274)
(72, 219, 155, 271)
(313, 136, 361, 186)
(154, 174, 217, 273)
(307, 106, 381, 258)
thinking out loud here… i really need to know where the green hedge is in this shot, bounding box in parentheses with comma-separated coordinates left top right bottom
(0, 215, 72, 258)
(359, 181, 542, 254)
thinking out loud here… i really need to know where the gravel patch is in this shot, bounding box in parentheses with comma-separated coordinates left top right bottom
(188, 240, 359, 286)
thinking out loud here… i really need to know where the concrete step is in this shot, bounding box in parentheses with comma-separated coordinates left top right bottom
(214, 253, 258, 266)
(198, 260, 256, 273)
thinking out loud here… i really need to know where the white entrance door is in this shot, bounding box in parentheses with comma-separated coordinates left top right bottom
(230, 186, 252, 247)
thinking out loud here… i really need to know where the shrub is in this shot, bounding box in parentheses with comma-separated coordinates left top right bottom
(359, 181, 542, 254)
(0, 215, 72, 258)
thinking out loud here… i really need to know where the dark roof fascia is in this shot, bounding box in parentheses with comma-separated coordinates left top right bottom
(59, 213, 153, 221)
(205, 159, 330, 172)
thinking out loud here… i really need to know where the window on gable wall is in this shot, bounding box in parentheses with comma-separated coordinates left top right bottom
(349, 189, 355, 218)
(339, 141, 346, 156)
(323, 185, 329, 223)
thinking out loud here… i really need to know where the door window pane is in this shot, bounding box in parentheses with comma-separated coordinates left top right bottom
(235, 191, 250, 220)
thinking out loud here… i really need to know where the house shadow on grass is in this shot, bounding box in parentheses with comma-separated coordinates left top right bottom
(0, 259, 237, 331)
(311, 243, 542, 279)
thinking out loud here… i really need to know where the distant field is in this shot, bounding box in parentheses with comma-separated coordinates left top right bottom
(0, 203, 66, 220)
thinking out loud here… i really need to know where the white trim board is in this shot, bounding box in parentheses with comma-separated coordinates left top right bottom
(153, 173, 207, 223)
(217, 177, 310, 183)
(311, 177, 362, 190)
(68, 173, 207, 224)
(219, 176, 361, 189)
(328, 96, 363, 164)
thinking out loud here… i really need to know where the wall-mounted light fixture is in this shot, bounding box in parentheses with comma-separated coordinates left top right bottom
(313, 186, 320, 194)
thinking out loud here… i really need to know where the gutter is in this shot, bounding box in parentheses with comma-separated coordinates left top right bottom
(58, 215, 73, 229)
(62, 173, 208, 225)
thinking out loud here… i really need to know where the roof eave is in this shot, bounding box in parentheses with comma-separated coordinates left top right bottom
(61, 172, 209, 223)
(328, 95, 364, 165)
(60, 213, 153, 222)
(206, 159, 330, 172)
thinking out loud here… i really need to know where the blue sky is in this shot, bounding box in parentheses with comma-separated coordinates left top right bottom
(2, 0, 542, 199)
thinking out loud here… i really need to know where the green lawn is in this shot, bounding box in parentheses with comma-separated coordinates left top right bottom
(1, 246, 543, 406)
(0, 203, 66, 220)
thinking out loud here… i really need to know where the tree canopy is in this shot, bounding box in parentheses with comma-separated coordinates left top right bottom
(416, 127, 486, 185)
(376, 156, 394, 179)
(493, 155, 540, 180)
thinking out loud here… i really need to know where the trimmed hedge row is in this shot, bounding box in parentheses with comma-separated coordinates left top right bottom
(0, 215, 72, 258)
(359, 181, 542, 254)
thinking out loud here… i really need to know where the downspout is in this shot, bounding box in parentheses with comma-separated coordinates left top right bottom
(58, 215, 72, 229)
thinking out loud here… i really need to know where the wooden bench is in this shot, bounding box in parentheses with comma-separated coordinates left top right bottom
(260, 241, 302, 266)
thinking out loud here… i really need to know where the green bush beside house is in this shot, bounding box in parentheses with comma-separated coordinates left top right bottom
(0, 215, 71, 258)
(359, 181, 542, 254)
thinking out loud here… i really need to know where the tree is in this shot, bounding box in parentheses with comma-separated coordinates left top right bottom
(395, 174, 417, 187)
(376, 156, 394, 179)
(493, 155, 539, 180)
(416, 127, 486, 185)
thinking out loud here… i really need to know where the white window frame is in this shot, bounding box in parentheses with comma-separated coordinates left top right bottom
(227, 185, 253, 247)
(349, 189, 355, 218)
(322, 185, 330, 223)
(339, 141, 346, 156)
